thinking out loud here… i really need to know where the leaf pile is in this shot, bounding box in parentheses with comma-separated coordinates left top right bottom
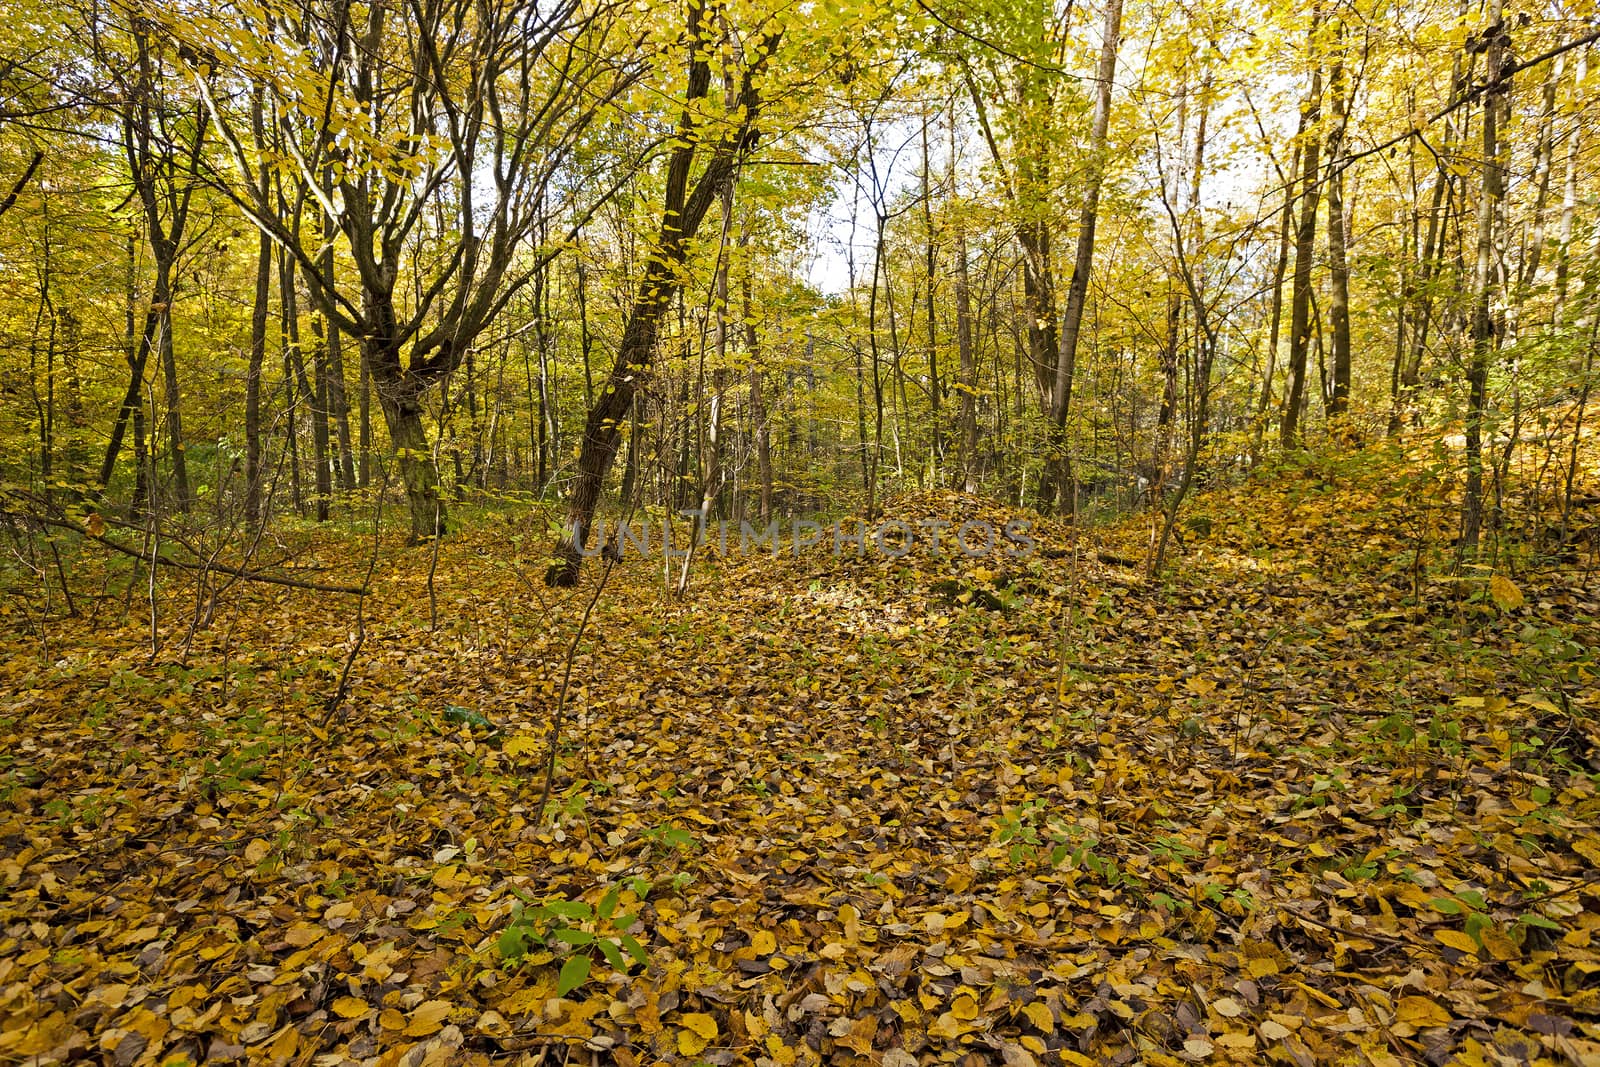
(1, 443, 1598, 1065)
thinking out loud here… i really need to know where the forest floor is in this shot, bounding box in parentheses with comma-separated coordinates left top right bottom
(2, 434, 1599, 1067)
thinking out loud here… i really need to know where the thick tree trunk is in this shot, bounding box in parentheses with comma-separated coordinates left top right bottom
(373, 369, 444, 541)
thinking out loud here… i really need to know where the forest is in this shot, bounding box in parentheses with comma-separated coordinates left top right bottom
(1, 0, 1599, 1062)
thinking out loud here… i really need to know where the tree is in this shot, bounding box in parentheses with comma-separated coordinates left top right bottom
(1051, 0, 1124, 513)
(1279, 7, 1323, 448)
(90, 12, 210, 511)
(1462, 1, 1509, 552)
(172, 0, 639, 540)
(545, 0, 781, 586)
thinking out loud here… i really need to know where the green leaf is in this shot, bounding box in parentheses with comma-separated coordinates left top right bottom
(620, 932, 648, 966)
(551, 927, 595, 946)
(598, 886, 621, 922)
(497, 927, 528, 961)
(557, 953, 591, 996)
(547, 900, 592, 922)
(597, 937, 627, 971)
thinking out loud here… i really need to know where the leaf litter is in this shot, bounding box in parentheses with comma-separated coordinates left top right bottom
(0, 445, 1598, 1065)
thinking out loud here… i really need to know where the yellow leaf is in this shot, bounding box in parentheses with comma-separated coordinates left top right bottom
(951, 994, 979, 1020)
(1489, 574, 1524, 611)
(751, 930, 776, 954)
(331, 996, 369, 1019)
(504, 734, 541, 757)
(1396, 996, 1452, 1028)
(403, 999, 452, 1037)
(244, 839, 271, 864)
(677, 1011, 719, 1055)
(1434, 929, 1480, 954)
(928, 1011, 973, 1038)
(1022, 1001, 1054, 1033)
(1243, 940, 1284, 977)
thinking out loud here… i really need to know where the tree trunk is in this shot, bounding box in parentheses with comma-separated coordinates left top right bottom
(156, 275, 190, 510)
(281, 250, 304, 517)
(921, 114, 942, 468)
(1326, 34, 1353, 420)
(545, 9, 777, 585)
(1281, 13, 1324, 448)
(100, 231, 155, 499)
(1255, 142, 1300, 453)
(308, 316, 333, 521)
(1552, 51, 1584, 321)
(373, 364, 444, 541)
(1052, 0, 1123, 511)
(744, 239, 773, 523)
(358, 348, 371, 488)
(245, 217, 270, 528)
(321, 202, 356, 492)
(1463, 2, 1508, 554)
(953, 213, 979, 494)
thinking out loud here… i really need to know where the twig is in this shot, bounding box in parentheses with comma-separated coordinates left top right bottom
(5, 503, 369, 596)
(323, 462, 387, 728)
(535, 553, 619, 823)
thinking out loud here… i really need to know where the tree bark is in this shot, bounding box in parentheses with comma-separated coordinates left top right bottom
(545, 12, 779, 585)
(1281, 11, 1324, 448)
(1255, 142, 1299, 453)
(1463, 2, 1508, 554)
(245, 213, 270, 528)
(953, 213, 979, 494)
(1326, 32, 1353, 420)
(1052, 0, 1123, 511)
